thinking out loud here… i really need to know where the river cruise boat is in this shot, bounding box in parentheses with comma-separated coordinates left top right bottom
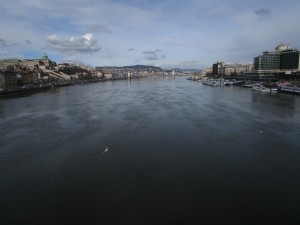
(279, 85, 300, 95)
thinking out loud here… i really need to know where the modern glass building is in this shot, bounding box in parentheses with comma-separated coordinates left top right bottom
(254, 51, 281, 70)
(280, 49, 300, 70)
(254, 44, 300, 71)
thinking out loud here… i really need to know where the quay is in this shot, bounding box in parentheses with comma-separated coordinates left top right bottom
(191, 77, 300, 95)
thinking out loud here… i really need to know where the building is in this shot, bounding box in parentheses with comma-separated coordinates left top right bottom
(21, 54, 56, 70)
(2, 71, 17, 88)
(0, 59, 20, 70)
(104, 73, 112, 79)
(280, 49, 300, 71)
(0, 73, 5, 89)
(0, 53, 56, 71)
(212, 61, 224, 75)
(202, 67, 212, 76)
(253, 44, 300, 72)
(219, 64, 252, 77)
(16, 72, 38, 86)
(254, 51, 281, 71)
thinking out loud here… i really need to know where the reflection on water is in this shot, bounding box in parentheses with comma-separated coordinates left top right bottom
(0, 77, 300, 225)
(0, 104, 3, 118)
(251, 91, 299, 118)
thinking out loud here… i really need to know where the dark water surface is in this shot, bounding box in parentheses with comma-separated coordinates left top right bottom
(1, 77, 300, 225)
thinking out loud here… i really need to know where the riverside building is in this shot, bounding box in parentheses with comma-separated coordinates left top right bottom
(219, 64, 253, 77)
(0, 53, 56, 71)
(253, 44, 300, 71)
(280, 49, 300, 71)
(246, 44, 300, 79)
(211, 62, 252, 77)
(254, 51, 281, 70)
(212, 61, 224, 75)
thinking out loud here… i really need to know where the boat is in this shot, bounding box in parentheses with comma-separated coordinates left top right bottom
(242, 82, 262, 88)
(232, 80, 245, 86)
(270, 86, 278, 92)
(223, 80, 234, 86)
(264, 84, 278, 92)
(201, 79, 227, 87)
(252, 84, 270, 92)
(278, 85, 300, 95)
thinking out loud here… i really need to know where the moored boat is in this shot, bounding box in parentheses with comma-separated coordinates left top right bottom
(252, 84, 270, 92)
(278, 85, 300, 95)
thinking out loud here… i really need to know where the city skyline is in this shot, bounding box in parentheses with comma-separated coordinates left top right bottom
(1, 0, 300, 69)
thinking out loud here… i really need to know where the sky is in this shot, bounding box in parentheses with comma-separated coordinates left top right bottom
(0, 0, 300, 69)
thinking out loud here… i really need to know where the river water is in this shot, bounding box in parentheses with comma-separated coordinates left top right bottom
(1, 77, 300, 225)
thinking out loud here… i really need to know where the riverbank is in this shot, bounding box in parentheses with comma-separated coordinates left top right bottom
(0, 76, 138, 98)
(189, 77, 300, 95)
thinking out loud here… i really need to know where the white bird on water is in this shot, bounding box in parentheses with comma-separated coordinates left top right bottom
(103, 147, 109, 153)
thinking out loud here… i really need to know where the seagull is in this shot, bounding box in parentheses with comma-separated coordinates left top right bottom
(257, 130, 264, 134)
(103, 147, 109, 154)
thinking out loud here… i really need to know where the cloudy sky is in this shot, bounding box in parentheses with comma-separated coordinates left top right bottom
(0, 0, 300, 69)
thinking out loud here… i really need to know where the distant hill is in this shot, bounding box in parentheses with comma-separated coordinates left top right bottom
(95, 65, 162, 70)
(172, 68, 202, 73)
(123, 65, 162, 70)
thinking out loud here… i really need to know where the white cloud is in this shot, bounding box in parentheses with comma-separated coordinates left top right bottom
(46, 33, 101, 54)
(1, 0, 300, 68)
